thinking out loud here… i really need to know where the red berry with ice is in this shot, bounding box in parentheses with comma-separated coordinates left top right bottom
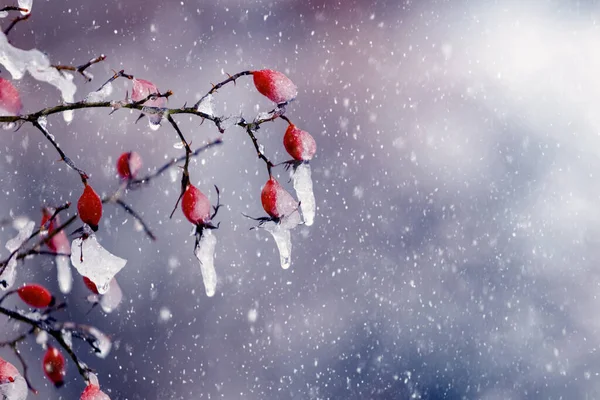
(116, 152, 142, 180)
(283, 124, 317, 161)
(78, 183, 103, 231)
(181, 184, 211, 225)
(0, 78, 22, 116)
(252, 70, 297, 104)
(261, 177, 298, 219)
(80, 375, 111, 400)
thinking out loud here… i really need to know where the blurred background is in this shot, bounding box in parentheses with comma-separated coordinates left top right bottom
(2, 0, 600, 398)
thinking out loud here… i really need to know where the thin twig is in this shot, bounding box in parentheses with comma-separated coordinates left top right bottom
(129, 139, 223, 188)
(3, 12, 29, 35)
(0, 6, 28, 13)
(194, 70, 252, 109)
(52, 54, 107, 82)
(102, 198, 156, 241)
(31, 119, 89, 182)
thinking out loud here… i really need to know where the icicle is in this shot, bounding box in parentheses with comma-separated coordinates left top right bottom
(263, 221, 292, 270)
(194, 229, 217, 297)
(291, 163, 316, 226)
(56, 255, 72, 294)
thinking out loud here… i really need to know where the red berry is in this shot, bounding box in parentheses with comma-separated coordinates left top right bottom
(41, 209, 70, 254)
(283, 124, 317, 161)
(252, 70, 298, 104)
(261, 177, 298, 219)
(17, 284, 54, 308)
(116, 152, 142, 179)
(131, 78, 166, 108)
(83, 276, 99, 295)
(181, 184, 211, 225)
(0, 77, 22, 116)
(78, 183, 103, 231)
(43, 346, 66, 388)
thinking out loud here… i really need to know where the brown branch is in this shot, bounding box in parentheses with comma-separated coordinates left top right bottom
(102, 197, 156, 241)
(52, 54, 106, 82)
(166, 114, 192, 218)
(0, 6, 28, 13)
(0, 305, 96, 382)
(129, 139, 223, 188)
(193, 70, 252, 109)
(31, 119, 89, 182)
(3, 12, 29, 35)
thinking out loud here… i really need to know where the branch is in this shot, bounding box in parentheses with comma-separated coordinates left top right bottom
(102, 197, 156, 241)
(31, 119, 89, 182)
(165, 114, 192, 218)
(0, 305, 96, 382)
(194, 70, 252, 109)
(129, 139, 223, 188)
(3, 12, 29, 35)
(52, 54, 107, 82)
(0, 6, 28, 13)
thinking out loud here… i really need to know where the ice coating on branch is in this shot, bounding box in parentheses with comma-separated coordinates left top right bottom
(6, 219, 34, 253)
(85, 82, 113, 103)
(18, 0, 32, 15)
(263, 221, 293, 270)
(196, 94, 214, 116)
(291, 163, 316, 226)
(0, 356, 27, 400)
(99, 278, 122, 313)
(56, 255, 72, 294)
(1, 219, 34, 290)
(88, 327, 111, 358)
(0, 31, 76, 122)
(131, 78, 166, 128)
(194, 229, 217, 297)
(70, 235, 127, 294)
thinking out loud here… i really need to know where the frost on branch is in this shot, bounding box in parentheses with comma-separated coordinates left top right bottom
(84, 82, 113, 103)
(70, 235, 127, 295)
(194, 229, 217, 297)
(196, 94, 215, 117)
(0, 31, 76, 122)
(0, 356, 27, 400)
(291, 163, 316, 226)
(18, 0, 32, 15)
(1, 218, 35, 290)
